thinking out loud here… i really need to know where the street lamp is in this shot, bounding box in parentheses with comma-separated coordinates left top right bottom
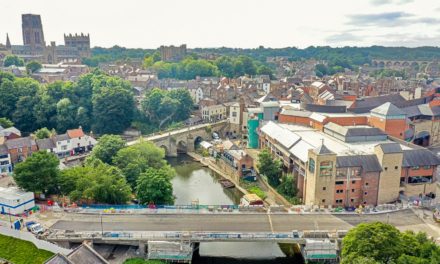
(100, 212, 103, 236)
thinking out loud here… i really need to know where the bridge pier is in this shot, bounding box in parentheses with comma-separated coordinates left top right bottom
(138, 241, 146, 256)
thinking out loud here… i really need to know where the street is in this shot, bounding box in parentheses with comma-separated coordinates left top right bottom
(51, 209, 439, 237)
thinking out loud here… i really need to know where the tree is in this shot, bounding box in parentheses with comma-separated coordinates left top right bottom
(13, 151, 60, 194)
(92, 86, 134, 134)
(341, 222, 403, 264)
(168, 89, 194, 121)
(26, 61, 42, 74)
(257, 149, 282, 187)
(136, 167, 174, 205)
(34, 127, 51, 139)
(256, 65, 274, 79)
(113, 141, 170, 187)
(12, 96, 37, 133)
(3, 55, 24, 67)
(56, 98, 77, 132)
(0, 117, 13, 128)
(59, 159, 132, 204)
(89, 134, 126, 164)
(277, 174, 297, 198)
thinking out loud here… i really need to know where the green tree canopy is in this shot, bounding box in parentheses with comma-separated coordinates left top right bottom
(13, 151, 60, 194)
(257, 149, 283, 187)
(341, 222, 440, 264)
(136, 167, 175, 205)
(59, 159, 131, 204)
(3, 55, 24, 67)
(0, 117, 13, 128)
(26, 61, 42, 74)
(113, 141, 171, 187)
(90, 134, 126, 164)
(34, 127, 52, 139)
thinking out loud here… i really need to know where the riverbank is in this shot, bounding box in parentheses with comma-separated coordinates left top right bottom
(186, 152, 249, 197)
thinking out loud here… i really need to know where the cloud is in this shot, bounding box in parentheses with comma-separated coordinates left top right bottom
(348, 12, 413, 27)
(370, 0, 392, 5)
(326, 32, 361, 43)
(347, 12, 440, 27)
(369, 0, 413, 5)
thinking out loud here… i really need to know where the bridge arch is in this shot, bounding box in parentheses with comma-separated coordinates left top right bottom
(393, 61, 401, 67)
(378, 61, 385, 68)
(194, 136, 203, 149)
(177, 140, 187, 154)
(159, 145, 169, 156)
(402, 61, 410, 67)
(386, 61, 393, 67)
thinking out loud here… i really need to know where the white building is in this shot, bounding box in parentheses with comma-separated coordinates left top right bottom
(0, 145, 12, 175)
(189, 87, 204, 104)
(229, 103, 240, 125)
(0, 187, 35, 215)
(201, 104, 227, 121)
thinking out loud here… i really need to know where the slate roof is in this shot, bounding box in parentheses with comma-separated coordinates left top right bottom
(348, 94, 406, 113)
(346, 127, 386, 137)
(336, 155, 382, 172)
(4, 137, 36, 149)
(314, 144, 334, 155)
(45, 254, 73, 264)
(371, 102, 406, 116)
(36, 138, 56, 150)
(55, 133, 70, 142)
(66, 243, 108, 264)
(402, 149, 440, 167)
(378, 143, 402, 154)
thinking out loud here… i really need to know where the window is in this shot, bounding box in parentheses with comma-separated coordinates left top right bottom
(423, 165, 431, 170)
(351, 168, 361, 177)
(365, 182, 369, 186)
(350, 199, 354, 202)
(336, 199, 343, 204)
(336, 168, 347, 178)
(412, 166, 420, 170)
(336, 181, 344, 185)
(336, 190, 344, 194)
(364, 192, 368, 195)
(395, 166, 399, 170)
(384, 167, 388, 171)
(321, 199, 326, 203)
(322, 187, 326, 191)
(308, 158, 315, 173)
(352, 189, 355, 192)
(319, 161, 333, 177)
(352, 180, 356, 184)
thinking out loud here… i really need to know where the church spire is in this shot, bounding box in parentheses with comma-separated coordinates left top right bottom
(6, 33, 11, 49)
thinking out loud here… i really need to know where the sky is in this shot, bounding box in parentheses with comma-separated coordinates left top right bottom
(1, 0, 440, 49)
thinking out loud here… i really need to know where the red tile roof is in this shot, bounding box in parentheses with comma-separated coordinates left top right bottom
(67, 128, 85, 138)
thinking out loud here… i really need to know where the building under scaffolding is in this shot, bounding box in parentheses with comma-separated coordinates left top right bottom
(148, 241, 194, 263)
(302, 239, 338, 263)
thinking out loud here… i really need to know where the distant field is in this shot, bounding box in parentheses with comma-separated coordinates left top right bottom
(0, 234, 54, 264)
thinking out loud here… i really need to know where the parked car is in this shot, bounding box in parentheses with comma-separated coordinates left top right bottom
(26, 221, 44, 235)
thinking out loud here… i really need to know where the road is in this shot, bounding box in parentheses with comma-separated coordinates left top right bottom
(51, 209, 439, 236)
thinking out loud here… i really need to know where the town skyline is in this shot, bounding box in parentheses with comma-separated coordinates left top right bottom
(1, 0, 440, 49)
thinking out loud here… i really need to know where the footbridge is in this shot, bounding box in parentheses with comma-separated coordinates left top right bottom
(127, 120, 228, 157)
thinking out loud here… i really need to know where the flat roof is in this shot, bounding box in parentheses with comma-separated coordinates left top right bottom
(0, 187, 33, 200)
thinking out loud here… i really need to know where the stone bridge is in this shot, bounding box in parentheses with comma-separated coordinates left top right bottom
(127, 120, 229, 157)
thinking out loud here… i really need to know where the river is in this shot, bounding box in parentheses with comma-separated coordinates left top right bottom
(167, 155, 304, 263)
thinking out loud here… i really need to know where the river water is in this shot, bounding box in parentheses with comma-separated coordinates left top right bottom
(167, 155, 304, 263)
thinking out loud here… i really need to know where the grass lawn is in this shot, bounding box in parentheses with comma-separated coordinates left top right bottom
(123, 258, 166, 264)
(0, 234, 54, 264)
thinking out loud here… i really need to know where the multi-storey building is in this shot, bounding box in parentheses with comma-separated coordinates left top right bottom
(259, 121, 440, 207)
(159, 45, 187, 62)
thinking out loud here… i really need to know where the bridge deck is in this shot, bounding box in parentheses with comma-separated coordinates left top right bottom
(50, 209, 437, 236)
